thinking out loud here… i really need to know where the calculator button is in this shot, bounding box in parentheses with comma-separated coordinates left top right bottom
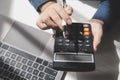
(57, 43, 63, 46)
(85, 40, 90, 43)
(85, 44, 91, 47)
(65, 39, 70, 43)
(58, 39, 63, 42)
(84, 32, 90, 36)
(65, 43, 70, 46)
(84, 28, 89, 32)
(84, 36, 90, 39)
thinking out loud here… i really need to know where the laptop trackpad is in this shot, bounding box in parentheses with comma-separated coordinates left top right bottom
(3, 21, 53, 57)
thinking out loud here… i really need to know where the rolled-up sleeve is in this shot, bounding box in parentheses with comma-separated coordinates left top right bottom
(29, 0, 49, 11)
(92, 0, 111, 24)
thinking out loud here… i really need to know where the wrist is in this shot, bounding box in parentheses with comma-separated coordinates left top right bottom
(90, 19, 104, 25)
(40, 1, 56, 12)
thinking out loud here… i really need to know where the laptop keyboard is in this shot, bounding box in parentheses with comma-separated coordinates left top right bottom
(0, 41, 58, 80)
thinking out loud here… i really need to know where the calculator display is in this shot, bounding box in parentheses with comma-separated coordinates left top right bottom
(55, 53, 93, 62)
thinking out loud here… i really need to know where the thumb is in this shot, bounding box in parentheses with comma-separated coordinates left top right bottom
(93, 33, 102, 52)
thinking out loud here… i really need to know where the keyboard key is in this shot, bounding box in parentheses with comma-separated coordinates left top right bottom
(32, 76, 38, 80)
(0, 42, 2, 47)
(21, 78, 27, 80)
(14, 68, 20, 74)
(33, 69, 39, 76)
(2, 77, 10, 80)
(38, 65, 44, 71)
(9, 66, 15, 72)
(16, 63, 22, 68)
(27, 60, 33, 66)
(39, 78, 44, 80)
(8, 72, 15, 79)
(5, 52, 11, 57)
(0, 68, 4, 74)
(27, 67, 33, 73)
(22, 58, 27, 64)
(0, 61, 4, 67)
(33, 62, 39, 69)
(2, 70, 9, 77)
(44, 68, 57, 76)
(48, 63, 53, 68)
(11, 54, 17, 59)
(39, 72, 45, 78)
(20, 71, 26, 77)
(43, 60, 48, 66)
(16, 56, 22, 62)
(3, 64, 9, 70)
(5, 58, 11, 64)
(36, 58, 43, 64)
(14, 75, 21, 80)
(26, 73, 32, 79)
(44, 74, 55, 80)
(10, 60, 16, 66)
(22, 65, 27, 71)
(0, 49, 5, 55)
(0, 56, 5, 61)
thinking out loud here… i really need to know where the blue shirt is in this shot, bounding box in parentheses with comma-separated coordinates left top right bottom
(29, 0, 110, 24)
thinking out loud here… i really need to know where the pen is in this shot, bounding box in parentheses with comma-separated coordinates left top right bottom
(63, 0, 66, 8)
(62, 0, 67, 38)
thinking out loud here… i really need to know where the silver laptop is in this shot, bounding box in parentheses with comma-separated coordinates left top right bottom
(0, 15, 64, 80)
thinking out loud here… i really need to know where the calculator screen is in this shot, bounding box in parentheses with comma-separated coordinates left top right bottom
(55, 53, 93, 62)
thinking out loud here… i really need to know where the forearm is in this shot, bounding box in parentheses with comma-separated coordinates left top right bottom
(29, 0, 56, 12)
(40, 1, 56, 12)
(92, 0, 111, 25)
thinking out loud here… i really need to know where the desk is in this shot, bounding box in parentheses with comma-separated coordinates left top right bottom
(0, 0, 120, 80)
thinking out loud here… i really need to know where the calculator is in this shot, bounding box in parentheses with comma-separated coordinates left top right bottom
(53, 23, 95, 71)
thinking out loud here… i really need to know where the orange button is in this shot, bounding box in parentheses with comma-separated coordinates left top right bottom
(84, 32, 90, 36)
(84, 28, 89, 32)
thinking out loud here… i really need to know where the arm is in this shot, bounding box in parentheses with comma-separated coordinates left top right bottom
(29, 0, 50, 12)
(92, 0, 111, 25)
(29, 0, 73, 30)
(86, 0, 111, 51)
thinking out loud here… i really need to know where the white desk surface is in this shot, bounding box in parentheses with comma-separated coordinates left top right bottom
(0, 0, 120, 80)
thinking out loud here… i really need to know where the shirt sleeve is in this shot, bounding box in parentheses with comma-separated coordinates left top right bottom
(29, 0, 49, 11)
(92, 0, 111, 24)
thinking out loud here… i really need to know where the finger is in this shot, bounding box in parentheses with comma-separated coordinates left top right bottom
(49, 8, 63, 30)
(65, 5, 73, 16)
(36, 20, 48, 30)
(44, 17, 58, 29)
(54, 3, 72, 25)
(36, 14, 51, 30)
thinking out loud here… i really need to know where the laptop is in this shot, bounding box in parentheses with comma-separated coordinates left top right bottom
(0, 15, 64, 80)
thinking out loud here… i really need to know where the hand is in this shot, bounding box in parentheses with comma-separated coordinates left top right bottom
(37, 1, 73, 30)
(85, 19, 104, 52)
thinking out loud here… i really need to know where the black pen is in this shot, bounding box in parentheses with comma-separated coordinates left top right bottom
(62, 0, 67, 38)
(63, 0, 66, 8)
